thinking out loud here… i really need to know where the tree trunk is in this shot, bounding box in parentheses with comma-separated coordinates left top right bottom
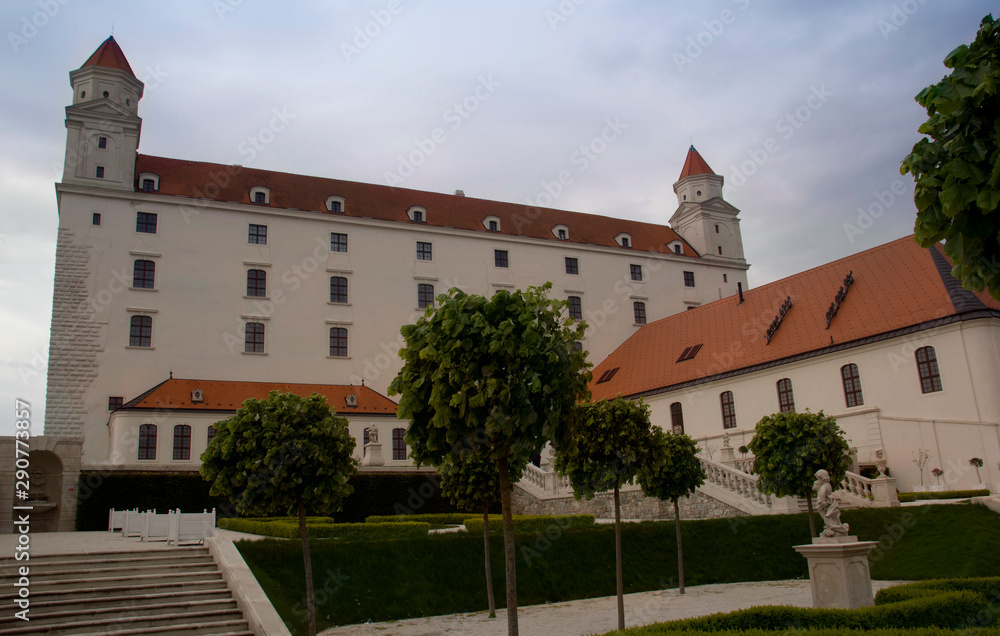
(674, 498, 685, 594)
(614, 479, 625, 632)
(806, 493, 816, 538)
(483, 497, 496, 618)
(298, 501, 316, 636)
(497, 451, 518, 635)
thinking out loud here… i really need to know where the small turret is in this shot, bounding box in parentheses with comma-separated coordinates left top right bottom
(669, 146, 745, 261)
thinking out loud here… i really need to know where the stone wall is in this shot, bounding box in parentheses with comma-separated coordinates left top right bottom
(512, 485, 746, 521)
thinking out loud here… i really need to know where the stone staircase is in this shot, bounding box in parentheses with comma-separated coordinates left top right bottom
(0, 547, 254, 635)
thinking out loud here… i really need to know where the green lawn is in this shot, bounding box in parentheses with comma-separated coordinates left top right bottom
(235, 503, 1000, 635)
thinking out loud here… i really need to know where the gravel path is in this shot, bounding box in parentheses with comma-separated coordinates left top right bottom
(319, 579, 907, 636)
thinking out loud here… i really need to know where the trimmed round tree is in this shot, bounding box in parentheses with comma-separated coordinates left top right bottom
(748, 410, 850, 538)
(903, 14, 1000, 300)
(200, 391, 357, 636)
(554, 397, 653, 631)
(389, 284, 590, 636)
(637, 428, 705, 594)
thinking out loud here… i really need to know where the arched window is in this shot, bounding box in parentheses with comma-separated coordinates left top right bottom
(392, 428, 407, 460)
(777, 378, 795, 413)
(245, 323, 265, 353)
(720, 391, 736, 429)
(129, 315, 152, 347)
(633, 301, 647, 325)
(841, 364, 864, 407)
(246, 269, 267, 297)
(329, 327, 348, 357)
(670, 402, 684, 434)
(330, 276, 348, 303)
(173, 424, 191, 460)
(207, 425, 217, 445)
(915, 346, 942, 393)
(138, 424, 157, 460)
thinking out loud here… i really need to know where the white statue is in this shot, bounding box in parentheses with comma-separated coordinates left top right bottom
(814, 469, 849, 537)
(365, 425, 379, 444)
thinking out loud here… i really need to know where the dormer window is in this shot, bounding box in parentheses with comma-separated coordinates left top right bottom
(326, 196, 345, 214)
(345, 394, 358, 407)
(407, 206, 427, 223)
(668, 240, 683, 255)
(482, 215, 501, 232)
(250, 186, 270, 205)
(551, 224, 570, 240)
(191, 389, 204, 403)
(614, 233, 632, 248)
(138, 173, 160, 192)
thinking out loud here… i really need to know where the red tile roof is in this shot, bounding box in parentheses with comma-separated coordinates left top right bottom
(590, 236, 1000, 400)
(677, 146, 716, 180)
(80, 36, 136, 78)
(134, 154, 700, 256)
(120, 378, 398, 415)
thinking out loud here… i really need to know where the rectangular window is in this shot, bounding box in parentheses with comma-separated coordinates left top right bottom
(245, 322, 265, 353)
(129, 315, 152, 347)
(254, 191, 267, 204)
(630, 264, 643, 282)
(633, 301, 646, 325)
(142, 179, 156, 192)
(108, 396, 123, 411)
(565, 257, 579, 275)
(329, 327, 348, 357)
(132, 260, 155, 289)
(330, 200, 342, 213)
(417, 241, 433, 261)
(96, 166, 105, 179)
(392, 428, 407, 460)
(330, 276, 348, 303)
(684, 271, 695, 287)
(568, 296, 582, 320)
(494, 249, 509, 268)
(418, 284, 435, 309)
(331, 232, 348, 253)
(136, 212, 157, 234)
(92, 213, 101, 225)
(488, 220, 499, 232)
(246, 270, 267, 297)
(98, 136, 107, 149)
(249, 224, 267, 244)
(138, 424, 157, 460)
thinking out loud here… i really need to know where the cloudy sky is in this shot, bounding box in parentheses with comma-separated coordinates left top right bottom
(0, 0, 993, 435)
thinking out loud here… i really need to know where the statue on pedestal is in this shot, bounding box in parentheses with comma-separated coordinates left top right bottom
(814, 469, 849, 537)
(365, 425, 379, 445)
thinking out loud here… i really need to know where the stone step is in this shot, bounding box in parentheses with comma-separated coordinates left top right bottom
(0, 547, 209, 567)
(0, 552, 215, 577)
(24, 569, 224, 593)
(6, 561, 220, 583)
(0, 615, 251, 636)
(21, 588, 234, 613)
(0, 598, 239, 628)
(0, 579, 229, 604)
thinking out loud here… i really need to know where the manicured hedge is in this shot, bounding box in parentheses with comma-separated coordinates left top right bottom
(220, 518, 429, 541)
(365, 513, 474, 525)
(75, 471, 234, 530)
(247, 516, 336, 524)
(897, 489, 990, 502)
(336, 473, 500, 521)
(464, 514, 595, 534)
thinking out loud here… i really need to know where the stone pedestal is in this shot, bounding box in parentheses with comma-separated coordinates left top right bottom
(361, 442, 384, 467)
(793, 536, 878, 609)
(869, 477, 899, 507)
(719, 446, 736, 464)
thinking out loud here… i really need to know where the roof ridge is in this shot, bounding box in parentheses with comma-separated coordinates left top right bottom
(928, 245, 987, 314)
(120, 377, 172, 409)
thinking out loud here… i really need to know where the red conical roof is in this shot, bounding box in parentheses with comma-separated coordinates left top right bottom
(678, 145, 716, 180)
(79, 36, 136, 78)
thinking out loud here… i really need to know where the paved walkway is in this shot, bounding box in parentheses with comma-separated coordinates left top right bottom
(318, 579, 907, 636)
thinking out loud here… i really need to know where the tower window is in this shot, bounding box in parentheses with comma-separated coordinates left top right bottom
(417, 241, 432, 261)
(633, 301, 646, 325)
(329, 327, 348, 357)
(330, 276, 348, 303)
(96, 166, 105, 179)
(718, 246, 723, 255)
(630, 264, 643, 282)
(494, 249, 509, 268)
(565, 257, 579, 275)
(129, 315, 152, 348)
(331, 232, 348, 253)
(568, 296, 582, 320)
(132, 260, 155, 289)
(136, 212, 157, 234)
(246, 269, 267, 297)
(248, 224, 267, 245)
(98, 137, 107, 149)
(723, 274, 728, 283)
(715, 224, 720, 233)
(102, 90, 109, 98)
(92, 213, 101, 226)
(245, 322, 265, 353)
(684, 271, 695, 287)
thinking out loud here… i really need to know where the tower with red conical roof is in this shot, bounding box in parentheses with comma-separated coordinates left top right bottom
(669, 146, 745, 262)
(62, 36, 144, 191)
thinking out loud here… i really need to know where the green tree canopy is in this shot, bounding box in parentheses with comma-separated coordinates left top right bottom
(903, 14, 1000, 300)
(200, 391, 357, 636)
(554, 396, 654, 631)
(747, 410, 850, 537)
(389, 283, 590, 636)
(638, 427, 706, 594)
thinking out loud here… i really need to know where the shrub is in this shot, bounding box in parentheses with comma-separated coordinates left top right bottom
(336, 473, 499, 521)
(220, 518, 429, 541)
(463, 514, 595, 534)
(365, 513, 473, 525)
(897, 489, 990, 502)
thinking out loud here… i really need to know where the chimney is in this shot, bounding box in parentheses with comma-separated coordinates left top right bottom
(454, 189, 465, 197)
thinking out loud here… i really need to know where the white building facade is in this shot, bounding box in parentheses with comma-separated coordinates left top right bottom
(47, 37, 750, 468)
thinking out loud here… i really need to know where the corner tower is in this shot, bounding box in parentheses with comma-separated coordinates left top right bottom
(669, 146, 745, 262)
(62, 36, 143, 190)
